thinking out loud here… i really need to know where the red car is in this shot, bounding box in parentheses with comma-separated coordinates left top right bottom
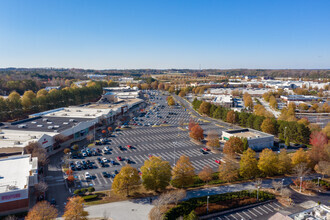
(215, 160, 221, 164)
(148, 154, 153, 158)
(163, 121, 167, 124)
(203, 147, 209, 151)
(117, 156, 122, 161)
(127, 145, 133, 149)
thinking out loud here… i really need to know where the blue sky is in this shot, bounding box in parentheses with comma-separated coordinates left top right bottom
(0, 0, 329, 69)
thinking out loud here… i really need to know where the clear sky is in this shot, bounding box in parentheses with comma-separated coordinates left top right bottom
(0, 0, 329, 69)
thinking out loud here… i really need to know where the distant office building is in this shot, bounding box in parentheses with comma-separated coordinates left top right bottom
(222, 128, 274, 151)
(86, 74, 107, 79)
(44, 86, 61, 91)
(0, 155, 38, 215)
(212, 95, 234, 108)
(280, 95, 319, 102)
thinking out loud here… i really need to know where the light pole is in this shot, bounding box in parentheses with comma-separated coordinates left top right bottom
(317, 177, 321, 186)
(299, 177, 303, 192)
(257, 186, 260, 201)
(207, 196, 210, 214)
(281, 179, 285, 195)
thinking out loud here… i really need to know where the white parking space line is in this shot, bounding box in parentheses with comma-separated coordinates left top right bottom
(236, 212, 245, 220)
(248, 209, 257, 217)
(272, 203, 281, 208)
(230, 214, 238, 220)
(224, 216, 230, 220)
(263, 204, 274, 212)
(252, 208, 263, 215)
(257, 206, 268, 214)
(242, 211, 251, 219)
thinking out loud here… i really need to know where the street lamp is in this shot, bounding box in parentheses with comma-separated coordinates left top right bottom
(257, 186, 260, 201)
(299, 177, 303, 192)
(317, 177, 321, 186)
(207, 196, 210, 214)
(281, 179, 285, 195)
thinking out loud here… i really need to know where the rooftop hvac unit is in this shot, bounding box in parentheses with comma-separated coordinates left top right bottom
(42, 118, 48, 122)
(37, 125, 43, 127)
(54, 130, 58, 132)
(97, 110, 102, 112)
(65, 109, 70, 112)
(0, 136, 5, 139)
(14, 141, 21, 145)
(31, 136, 37, 139)
(31, 121, 37, 124)
(76, 110, 82, 112)
(18, 124, 27, 128)
(85, 114, 90, 116)
(47, 122, 53, 124)
(92, 114, 96, 116)
(47, 126, 54, 129)
(62, 113, 68, 116)
(51, 113, 55, 116)
(63, 122, 69, 125)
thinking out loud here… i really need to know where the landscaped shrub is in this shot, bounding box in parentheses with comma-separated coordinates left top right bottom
(73, 189, 81, 195)
(163, 190, 274, 220)
(88, 186, 95, 192)
(82, 194, 98, 201)
(311, 179, 330, 190)
(80, 188, 87, 194)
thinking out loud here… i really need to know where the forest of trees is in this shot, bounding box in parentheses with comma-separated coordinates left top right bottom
(192, 98, 311, 145)
(0, 82, 104, 122)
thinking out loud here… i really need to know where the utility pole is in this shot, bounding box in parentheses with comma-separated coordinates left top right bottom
(207, 196, 210, 214)
(300, 177, 303, 192)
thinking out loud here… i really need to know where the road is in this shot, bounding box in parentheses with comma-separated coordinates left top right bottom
(257, 98, 280, 118)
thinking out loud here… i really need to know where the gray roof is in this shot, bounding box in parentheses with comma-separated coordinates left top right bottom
(0, 116, 92, 133)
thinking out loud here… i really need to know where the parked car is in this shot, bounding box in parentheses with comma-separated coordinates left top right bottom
(102, 157, 108, 163)
(84, 172, 91, 179)
(127, 145, 133, 149)
(215, 160, 221, 164)
(50, 198, 56, 205)
(117, 156, 122, 161)
(203, 147, 209, 151)
(102, 172, 109, 177)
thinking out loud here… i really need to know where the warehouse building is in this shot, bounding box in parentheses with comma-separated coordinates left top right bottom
(222, 128, 274, 151)
(0, 155, 38, 215)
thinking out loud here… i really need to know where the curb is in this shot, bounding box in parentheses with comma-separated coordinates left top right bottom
(199, 199, 275, 219)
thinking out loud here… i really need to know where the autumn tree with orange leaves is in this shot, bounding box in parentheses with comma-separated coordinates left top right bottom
(26, 201, 58, 220)
(189, 124, 204, 141)
(63, 196, 88, 220)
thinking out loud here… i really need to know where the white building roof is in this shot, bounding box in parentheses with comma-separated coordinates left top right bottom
(0, 155, 37, 193)
(0, 129, 57, 149)
(42, 107, 113, 119)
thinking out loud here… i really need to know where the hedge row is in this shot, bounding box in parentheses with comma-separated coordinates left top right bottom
(82, 194, 98, 201)
(164, 190, 275, 220)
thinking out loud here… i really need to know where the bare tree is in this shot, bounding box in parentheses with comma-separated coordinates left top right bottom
(293, 163, 310, 179)
(34, 181, 48, 195)
(4, 216, 18, 220)
(254, 178, 262, 188)
(272, 180, 282, 192)
(314, 161, 330, 178)
(281, 188, 292, 198)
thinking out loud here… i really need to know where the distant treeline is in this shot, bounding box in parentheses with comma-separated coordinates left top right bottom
(1, 68, 329, 79)
(0, 82, 104, 122)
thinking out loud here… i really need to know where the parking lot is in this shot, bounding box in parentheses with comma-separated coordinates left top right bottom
(68, 91, 229, 191)
(210, 201, 283, 220)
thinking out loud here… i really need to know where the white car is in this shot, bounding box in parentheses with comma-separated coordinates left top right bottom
(84, 172, 91, 179)
(102, 157, 108, 163)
